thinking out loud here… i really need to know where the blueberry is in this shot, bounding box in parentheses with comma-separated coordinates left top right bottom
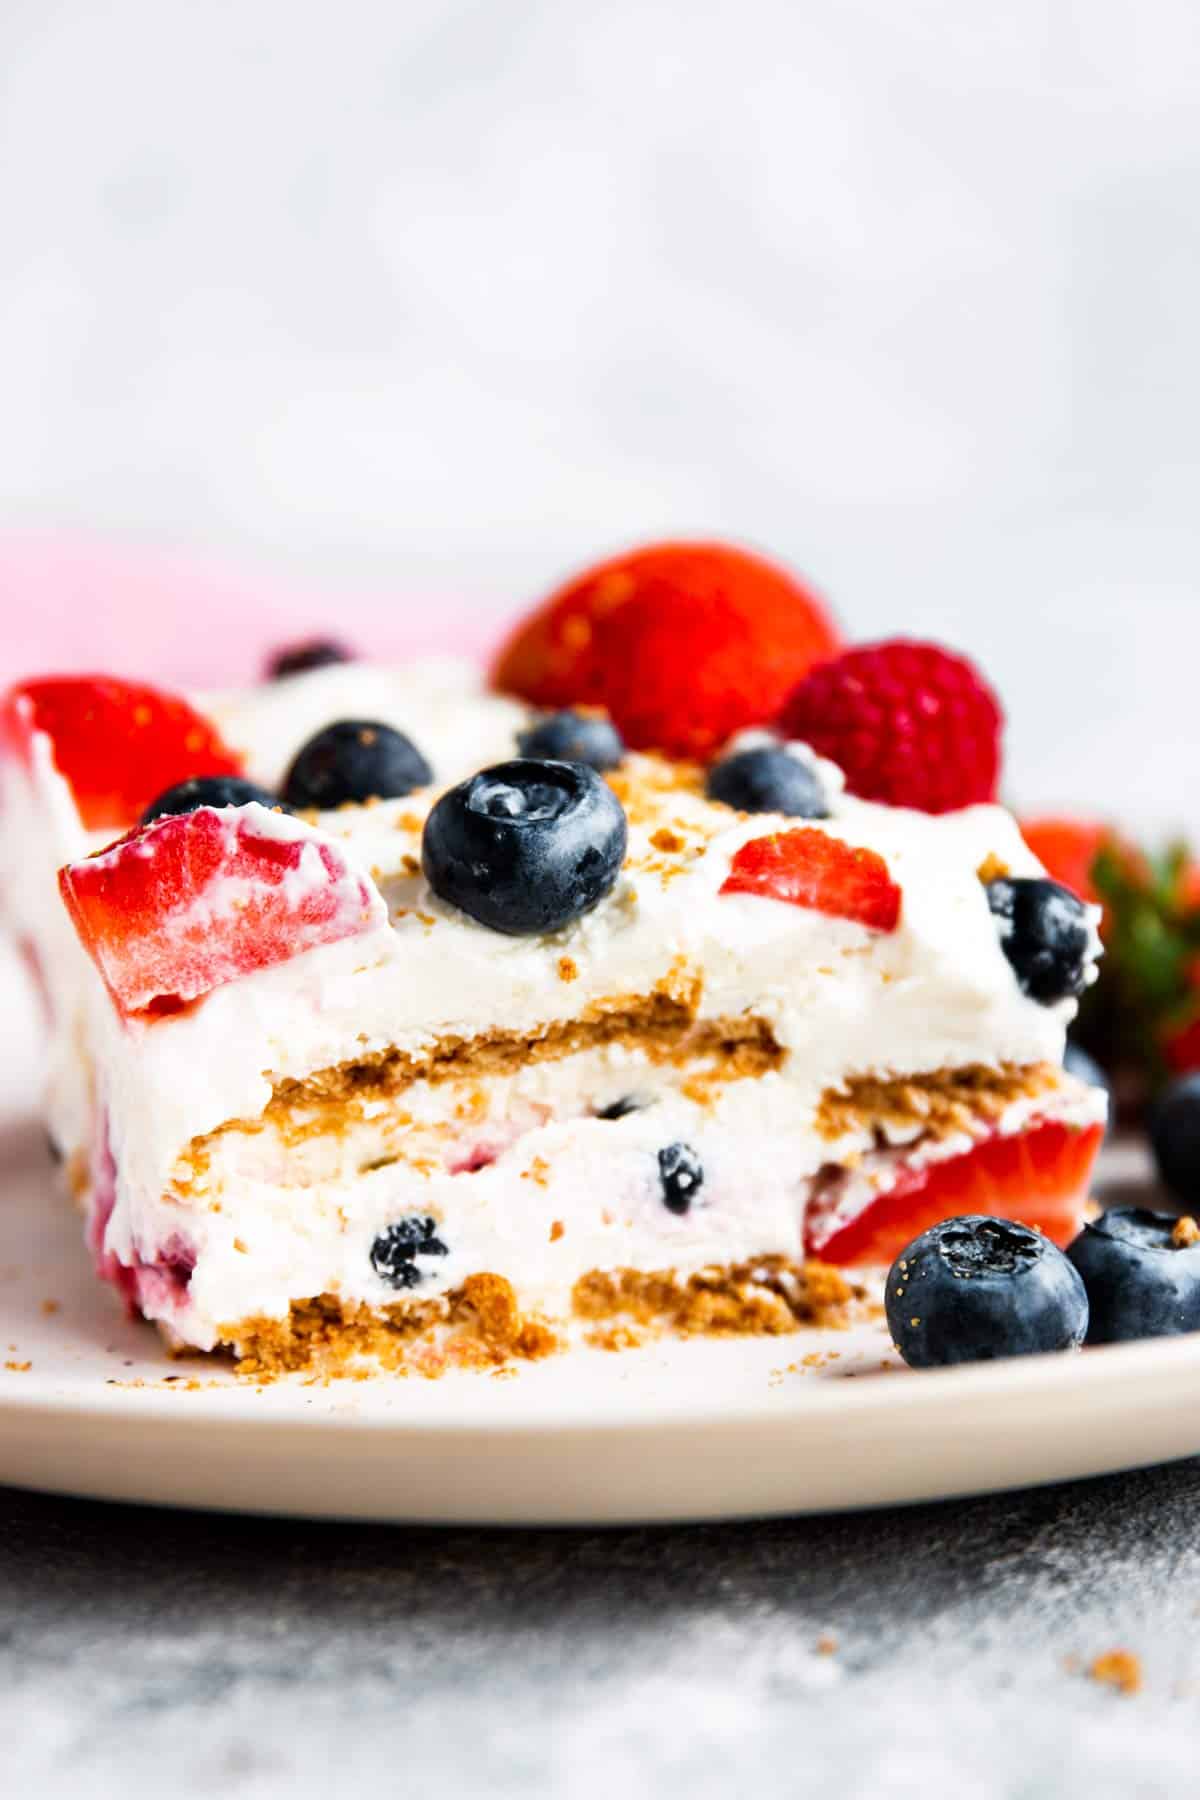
(140, 775, 282, 827)
(885, 1215, 1088, 1367)
(265, 638, 355, 679)
(1067, 1209, 1200, 1344)
(706, 746, 829, 818)
(658, 1142, 703, 1214)
(369, 1215, 449, 1290)
(422, 759, 627, 936)
(517, 710, 625, 772)
(282, 719, 433, 809)
(1151, 1075, 1200, 1204)
(985, 877, 1093, 1004)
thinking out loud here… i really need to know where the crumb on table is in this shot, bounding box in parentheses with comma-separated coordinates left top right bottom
(1087, 1650, 1142, 1695)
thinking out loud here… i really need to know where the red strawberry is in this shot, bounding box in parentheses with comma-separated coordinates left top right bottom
(720, 828, 901, 932)
(807, 1120, 1104, 1267)
(59, 806, 385, 1020)
(1018, 817, 1117, 908)
(3, 676, 242, 832)
(491, 541, 841, 761)
(779, 639, 1002, 814)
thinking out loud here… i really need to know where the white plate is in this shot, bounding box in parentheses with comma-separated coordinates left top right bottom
(0, 945, 1193, 1525)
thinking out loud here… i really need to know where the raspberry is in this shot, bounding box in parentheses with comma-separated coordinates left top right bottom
(720, 827, 901, 932)
(778, 640, 1003, 814)
(491, 541, 841, 761)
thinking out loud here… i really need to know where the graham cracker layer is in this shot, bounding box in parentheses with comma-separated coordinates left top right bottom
(266, 997, 782, 1117)
(814, 1061, 1061, 1143)
(224, 1257, 863, 1378)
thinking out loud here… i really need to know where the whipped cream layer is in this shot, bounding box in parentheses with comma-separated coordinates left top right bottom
(100, 1054, 1105, 1350)
(89, 754, 1096, 1220)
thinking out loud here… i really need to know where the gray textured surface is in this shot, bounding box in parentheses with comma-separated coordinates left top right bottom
(2, 1463, 1196, 1799)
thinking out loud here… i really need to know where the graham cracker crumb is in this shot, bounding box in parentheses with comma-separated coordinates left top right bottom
(40, 1299, 60, 1316)
(815, 1634, 839, 1656)
(4, 1361, 31, 1372)
(557, 956, 579, 983)
(227, 1277, 561, 1379)
(1173, 1216, 1200, 1247)
(549, 1220, 565, 1242)
(650, 827, 685, 854)
(815, 1062, 1060, 1143)
(522, 1156, 551, 1186)
(977, 853, 1011, 884)
(573, 1257, 863, 1337)
(1087, 1650, 1142, 1696)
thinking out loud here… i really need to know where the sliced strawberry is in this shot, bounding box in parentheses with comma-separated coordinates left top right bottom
(3, 676, 242, 832)
(720, 828, 901, 932)
(808, 1120, 1104, 1268)
(59, 805, 385, 1020)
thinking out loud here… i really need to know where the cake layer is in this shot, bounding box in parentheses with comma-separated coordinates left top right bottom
(3, 654, 1107, 1372)
(80, 1046, 1104, 1357)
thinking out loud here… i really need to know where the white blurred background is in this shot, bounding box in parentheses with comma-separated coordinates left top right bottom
(0, 0, 1196, 827)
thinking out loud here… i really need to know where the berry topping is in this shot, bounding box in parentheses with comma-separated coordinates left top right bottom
(721, 828, 901, 932)
(885, 1215, 1088, 1368)
(265, 638, 355, 680)
(422, 759, 627, 936)
(658, 1142, 703, 1214)
(517, 709, 625, 772)
(281, 719, 433, 810)
(3, 676, 242, 832)
(369, 1215, 449, 1290)
(808, 1120, 1104, 1267)
(140, 774, 282, 827)
(58, 804, 385, 1020)
(491, 541, 840, 761)
(985, 877, 1093, 1004)
(1067, 1209, 1200, 1345)
(1150, 1074, 1200, 1203)
(706, 745, 829, 819)
(778, 639, 1003, 814)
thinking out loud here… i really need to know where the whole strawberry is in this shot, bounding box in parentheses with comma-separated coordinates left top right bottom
(779, 639, 1003, 814)
(491, 541, 840, 761)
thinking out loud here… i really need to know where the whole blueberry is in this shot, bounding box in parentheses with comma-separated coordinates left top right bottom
(1067, 1209, 1200, 1344)
(370, 1215, 449, 1290)
(706, 746, 829, 819)
(140, 774, 282, 827)
(282, 719, 433, 809)
(1150, 1075, 1200, 1204)
(658, 1142, 703, 1214)
(985, 877, 1093, 1004)
(422, 759, 627, 936)
(265, 637, 355, 679)
(886, 1215, 1089, 1368)
(517, 710, 625, 772)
